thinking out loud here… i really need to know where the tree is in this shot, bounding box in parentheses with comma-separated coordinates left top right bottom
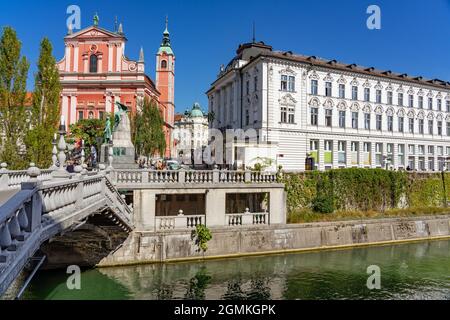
(24, 38, 61, 168)
(133, 99, 166, 158)
(68, 118, 106, 159)
(0, 27, 30, 169)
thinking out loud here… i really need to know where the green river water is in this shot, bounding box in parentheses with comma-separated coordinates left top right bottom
(23, 239, 450, 300)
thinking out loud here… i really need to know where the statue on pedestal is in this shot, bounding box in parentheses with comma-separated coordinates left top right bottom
(101, 101, 137, 168)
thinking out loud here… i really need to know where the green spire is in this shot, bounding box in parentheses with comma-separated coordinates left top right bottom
(93, 13, 99, 26)
(158, 16, 173, 55)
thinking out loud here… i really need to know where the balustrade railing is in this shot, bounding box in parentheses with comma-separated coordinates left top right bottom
(155, 214, 205, 231)
(226, 212, 269, 226)
(0, 169, 53, 190)
(112, 169, 279, 185)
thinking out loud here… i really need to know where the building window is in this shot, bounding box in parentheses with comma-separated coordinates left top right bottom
(398, 144, 405, 166)
(398, 116, 404, 132)
(419, 96, 423, 109)
(428, 97, 433, 110)
(364, 113, 370, 130)
(325, 109, 332, 127)
(447, 101, 450, 113)
(351, 141, 359, 152)
(338, 141, 346, 164)
(78, 110, 84, 120)
(254, 76, 258, 91)
(246, 80, 250, 95)
(89, 54, 98, 73)
(339, 84, 345, 99)
(161, 60, 167, 69)
(281, 75, 287, 91)
(310, 107, 318, 125)
(409, 145, 415, 155)
(418, 145, 425, 155)
(428, 145, 434, 154)
(376, 114, 382, 131)
(352, 86, 358, 100)
(288, 106, 295, 124)
(88, 111, 94, 119)
(387, 115, 393, 132)
(311, 80, 318, 95)
(245, 110, 249, 125)
(447, 122, 450, 136)
(99, 111, 104, 120)
(351, 112, 358, 129)
(409, 118, 414, 133)
(288, 76, 295, 92)
(398, 93, 403, 106)
(438, 121, 443, 135)
(376, 90, 381, 103)
(438, 99, 442, 111)
(408, 95, 414, 108)
(281, 106, 287, 123)
(281, 75, 295, 92)
(339, 111, 346, 128)
(387, 91, 393, 105)
(419, 119, 424, 134)
(364, 88, 370, 102)
(325, 82, 332, 97)
(428, 120, 433, 135)
(375, 143, 383, 166)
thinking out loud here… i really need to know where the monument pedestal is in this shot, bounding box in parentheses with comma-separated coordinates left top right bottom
(101, 108, 138, 169)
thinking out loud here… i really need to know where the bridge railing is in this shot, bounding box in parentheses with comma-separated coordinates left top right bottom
(0, 165, 53, 190)
(112, 169, 279, 185)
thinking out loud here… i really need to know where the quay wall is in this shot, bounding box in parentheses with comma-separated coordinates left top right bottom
(98, 214, 450, 266)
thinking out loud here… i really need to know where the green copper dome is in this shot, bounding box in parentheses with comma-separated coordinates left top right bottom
(190, 103, 204, 118)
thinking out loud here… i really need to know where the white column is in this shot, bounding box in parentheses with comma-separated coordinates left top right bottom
(371, 141, 376, 168)
(61, 95, 69, 124)
(392, 143, 398, 169)
(116, 44, 122, 72)
(332, 140, 339, 169)
(70, 95, 77, 125)
(318, 139, 324, 171)
(346, 139, 352, 167)
(105, 93, 112, 113)
(65, 45, 71, 72)
(358, 141, 364, 168)
(98, 55, 103, 73)
(73, 45, 79, 72)
(108, 44, 113, 72)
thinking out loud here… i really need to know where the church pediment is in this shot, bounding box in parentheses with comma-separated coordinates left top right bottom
(66, 26, 125, 40)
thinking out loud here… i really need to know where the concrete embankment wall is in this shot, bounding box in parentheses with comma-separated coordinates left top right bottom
(98, 214, 450, 266)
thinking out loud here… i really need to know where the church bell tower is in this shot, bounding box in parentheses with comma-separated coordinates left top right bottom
(156, 17, 175, 127)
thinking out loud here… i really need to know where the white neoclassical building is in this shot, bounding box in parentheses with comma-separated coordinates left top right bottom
(173, 103, 209, 161)
(207, 41, 450, 171)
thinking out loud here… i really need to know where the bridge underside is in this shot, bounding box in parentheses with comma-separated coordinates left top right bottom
(41, 214, 129, 269)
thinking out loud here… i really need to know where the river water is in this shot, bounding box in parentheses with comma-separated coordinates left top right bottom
(23, 239, 450, 300)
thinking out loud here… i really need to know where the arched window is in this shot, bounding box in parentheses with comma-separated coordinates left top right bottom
(88, 111, 94, 119)
(160, 60, 167, 69)
(90, 55, 98, 73)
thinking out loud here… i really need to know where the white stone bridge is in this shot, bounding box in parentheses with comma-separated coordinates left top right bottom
(0, 163, 286, 297)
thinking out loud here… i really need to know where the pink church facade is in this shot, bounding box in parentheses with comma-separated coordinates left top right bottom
(56, 18, 175, 157)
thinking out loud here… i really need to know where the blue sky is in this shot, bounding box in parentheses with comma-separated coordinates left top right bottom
(1, 0, 450, 113)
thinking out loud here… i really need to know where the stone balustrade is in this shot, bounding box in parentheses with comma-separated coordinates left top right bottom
(112, 169, 279, 186)
(226, 212, 269, 226)
(0, 166, 53, 190)
(155, 214, 205, 231)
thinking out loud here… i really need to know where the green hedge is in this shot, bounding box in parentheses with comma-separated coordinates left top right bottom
(283, 169, 450, 214)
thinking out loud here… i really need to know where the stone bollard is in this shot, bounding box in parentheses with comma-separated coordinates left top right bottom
(0, 163, 8, 190)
